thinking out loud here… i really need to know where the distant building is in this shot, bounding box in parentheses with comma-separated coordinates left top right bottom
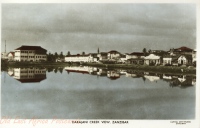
(126, 52, 145, 64)
(192, 49, 196, 63)
(177, 55, 192, 65)
(170, 46, 193, 55)
(144, 54, 161, 66)
(65, 54, 90, 62)
(7, 52, 15, 61)
(126, 52, 144, 59)
(88, 53, 98, 62)
(14, 45, 47, 62)
(97, 52, 108, 61)
(1, 52, 8, 60)
(163, 55, 172, 65)
(107, 50, 121, 59)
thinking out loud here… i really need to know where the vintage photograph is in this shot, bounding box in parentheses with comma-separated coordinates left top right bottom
(1, 3, 196, 121)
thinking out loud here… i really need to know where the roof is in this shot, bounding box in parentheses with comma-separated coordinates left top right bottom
(15, 45, 47, 51)
(174, 46, 193, 52)
(66, 54, 89, 57)
(129, 52, 144, 56)
(89, 53, 98, 57)
(178, 54, 192, 60)
(108, 50, 120, 54)
(8, 52, 15, 56)
(144, 54, 160, 60)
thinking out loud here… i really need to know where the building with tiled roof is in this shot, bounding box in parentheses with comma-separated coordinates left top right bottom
(14, 45, 47, 62)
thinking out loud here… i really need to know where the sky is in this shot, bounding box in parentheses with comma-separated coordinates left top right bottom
(1, 4, 196, 55)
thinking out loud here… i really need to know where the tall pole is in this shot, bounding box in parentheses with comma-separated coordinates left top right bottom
(5, 40, 6, 53)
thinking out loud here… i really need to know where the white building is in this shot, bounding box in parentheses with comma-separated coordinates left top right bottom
(88, 53, 98, 62)
(144, 54, 161, 66)
(107, 50, 121, 59)
(97, 52, 108, 61)
(14, 45, 47, 62)
(192, 49, 196, 63)
(7, 52, 15, 61)
(177, 55, 192, 65)
(163, 55, 172, 65)
(65, 54, 90, 62)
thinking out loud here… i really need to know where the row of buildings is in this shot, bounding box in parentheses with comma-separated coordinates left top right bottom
(1, 45, 197, 66)
(65, 46, 196, 66)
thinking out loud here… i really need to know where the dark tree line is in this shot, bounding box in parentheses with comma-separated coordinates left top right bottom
(47, 52, 65, 62)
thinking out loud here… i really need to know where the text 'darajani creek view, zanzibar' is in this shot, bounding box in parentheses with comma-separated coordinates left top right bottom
(1, 4, 196, 119)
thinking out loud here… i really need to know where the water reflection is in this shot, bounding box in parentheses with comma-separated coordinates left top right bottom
(64, 66, 195, 88)
(2, 66, 196, 119)
(8, 67, 46, 83)
(6, 66, 196, 88)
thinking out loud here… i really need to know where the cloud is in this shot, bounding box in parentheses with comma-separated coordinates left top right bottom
(1, 4, 196, 54)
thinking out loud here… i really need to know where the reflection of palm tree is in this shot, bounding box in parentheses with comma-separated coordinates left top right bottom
(59, 68, 63, 74)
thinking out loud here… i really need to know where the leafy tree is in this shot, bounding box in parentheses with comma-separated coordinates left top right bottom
(148, 49, 152, 53)
(54, 52, 58, 58)
(143, 48, 147, 56)
(67, 51, 71, 56)
(59, 52, 64, 59)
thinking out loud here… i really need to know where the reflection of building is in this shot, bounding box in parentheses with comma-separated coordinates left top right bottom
(14, 45, 47, 62)
(107, 70, 120, 80)
(8, 68, 14, 76)
(11, 68, 46, 83)
(169, 75, 194, 88)
(65, 66, 90, 74)
(144, 75, 160, 82)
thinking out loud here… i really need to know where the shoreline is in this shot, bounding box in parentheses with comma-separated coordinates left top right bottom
(1, 61, 196, 76)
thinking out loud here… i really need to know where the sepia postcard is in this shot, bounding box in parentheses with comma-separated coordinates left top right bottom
(0, 0, 199, 128)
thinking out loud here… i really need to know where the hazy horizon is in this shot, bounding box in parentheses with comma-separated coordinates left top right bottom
(1, 4, 196, 55)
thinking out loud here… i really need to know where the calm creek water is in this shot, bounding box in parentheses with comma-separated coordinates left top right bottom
(1, 66, 196, 119)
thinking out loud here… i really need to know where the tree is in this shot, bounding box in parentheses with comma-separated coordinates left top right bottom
(148, 49, 152, 53)
(54, 52, 58, 58)
(143, 48, 147, 56)
(67, 51, 71, 56)
(82, 52, 85, 55)
(59, 52, 64, 59)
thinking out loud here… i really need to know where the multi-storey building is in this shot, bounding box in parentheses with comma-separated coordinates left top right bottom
(14, 45, 47, 62)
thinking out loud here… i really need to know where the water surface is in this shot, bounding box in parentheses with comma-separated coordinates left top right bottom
(1, 66, 196, 119)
